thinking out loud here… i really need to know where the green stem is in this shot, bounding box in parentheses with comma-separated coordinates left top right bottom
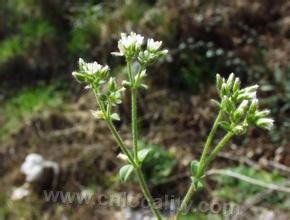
(175, 131, 234, 220)
(106, 120, 136, 166)
(131, 87, 139, 163)
(127, 61, 133, 83)
(204, 131, 234, 170)
(94, 63, 161, 219)
(127, 61, 139, 164)
(196, 111, 222, 178)
(93, 88, 135, 165)
(174, 182, 196, 220)
(105, 118, 163, 219)
(107, 120, 162, 219)
(135, 167, 163, 220)
(175, 111, 222, 219)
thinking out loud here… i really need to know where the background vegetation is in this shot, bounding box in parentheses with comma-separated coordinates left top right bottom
(0, 0, 289, 219)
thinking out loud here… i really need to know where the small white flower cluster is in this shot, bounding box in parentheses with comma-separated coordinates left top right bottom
(112, 32, 144, 58)
(72, 58, 109, 85)
(214, 73, 274, 134)
(112, 32, 168, 65)
(72, 32, 168, 122)
(72, 58, 125, 121)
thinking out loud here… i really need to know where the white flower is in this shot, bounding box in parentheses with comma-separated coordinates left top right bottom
(147, 38, 162, 51)
(256, 118, 274, 130)
(79, 58, 109, 75)
(112, 32, 144, 57)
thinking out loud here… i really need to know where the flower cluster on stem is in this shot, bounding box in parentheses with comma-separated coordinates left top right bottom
(73, 32, 167, 220)
(175, 73, 273, 220)
(72, 32, 273, 220)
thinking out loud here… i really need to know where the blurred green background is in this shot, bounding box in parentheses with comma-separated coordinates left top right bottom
(0, 0, 289, 219)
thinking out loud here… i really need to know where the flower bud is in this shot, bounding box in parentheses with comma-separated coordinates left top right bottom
(91, 110, 106, 120)
(226, 73, 235, 91)
(107, 77, 117, 92)
(236, 100, 249, 115)
(255, 109, 270, 118)
(216, 74, 223, 91)
(233, 77, 240, 93)
(256, 118, 274, 130)
(233, 123, 248, 135)
(72, 71, 86, 82)
(248, 99, 258, 114)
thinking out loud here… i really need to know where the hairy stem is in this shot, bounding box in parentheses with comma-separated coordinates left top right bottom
(175, 111, 222, 219)
(135, 167, 163, 220)
(131, 87, 139, 163)
(175, 131, 233, 220)
(174, 181, 196, 220)
(196, 111, 222, 178)
(204, 131, 234, 170)
(106, 120, 136, 166)
(127, 61, 139, 163)
(96, 62, 162, 219)
(105, 119, 163, 219)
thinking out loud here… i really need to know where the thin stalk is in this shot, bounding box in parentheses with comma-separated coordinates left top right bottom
(204, 131, 234, 170)
(196, 111, 222, 178)
(106, 120, 136, 166)
(131, 87, 139, 163)
(95, 64, 162, 219)
(175, 131, 234, 220)
(107, 119, 163, 219)
(135, 166, 163, 220)
(127, 61, 139, 164)
(92, 87, 135, 165)
(127, 61, 133, 83)
(175, 111, 222, 219)
(174, 182, 196, 220)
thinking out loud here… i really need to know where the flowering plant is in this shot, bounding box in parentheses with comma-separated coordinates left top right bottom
(72, 32, 273, 220)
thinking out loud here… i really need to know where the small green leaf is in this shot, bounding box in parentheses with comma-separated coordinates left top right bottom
(138, 148, 152, 162)
(190, 160, 200, 177)
(119, 164, 134, 182)
(196, 179, 204, 189)
(219, 121, 231, 131)
(191, 177, 204, 190)
(72, 72, 86, 82)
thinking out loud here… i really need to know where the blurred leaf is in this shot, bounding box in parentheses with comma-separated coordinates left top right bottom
(119, 164, 134, 182)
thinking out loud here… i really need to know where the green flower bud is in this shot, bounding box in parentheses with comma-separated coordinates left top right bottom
(216, 74, 223, 91)
(226, 73, 235, 91)
(72, 71, 86, 82)
(233, 77, 240, 93)
(256, 118, 274, 130)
